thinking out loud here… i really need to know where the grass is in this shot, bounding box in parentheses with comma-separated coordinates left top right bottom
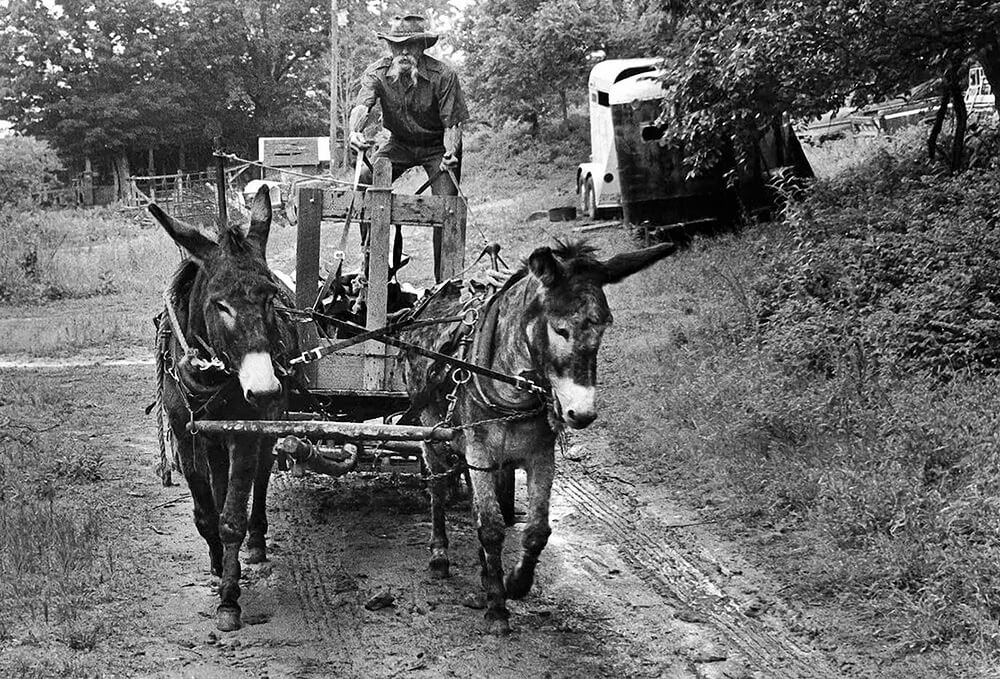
(0, 374, 115, 639)
(589, 127, 1000, 675)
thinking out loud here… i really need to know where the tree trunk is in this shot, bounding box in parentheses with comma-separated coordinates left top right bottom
(949, 73, 968, 173)
(559, 89, 568, 122)
(111, 153, 131, 202)
(927, 83, 950, 162)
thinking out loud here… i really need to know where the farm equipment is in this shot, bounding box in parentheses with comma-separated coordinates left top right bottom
(165, 156, 471, 479)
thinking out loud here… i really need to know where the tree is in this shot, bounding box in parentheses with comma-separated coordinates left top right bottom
(0, 0, 191, 194)
(168, 0, 333, 153)
(457, 0, 613, 129)
(655, 0, 1000, 175)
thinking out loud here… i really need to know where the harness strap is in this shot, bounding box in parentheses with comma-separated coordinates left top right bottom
(466, 274, 548, 415)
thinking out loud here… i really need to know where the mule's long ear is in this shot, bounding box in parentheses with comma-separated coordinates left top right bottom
(148, 203, 217, 262)
(601, 241, 677, 284)
(246, 185, 273, 255)
(528, 246, 565, 287)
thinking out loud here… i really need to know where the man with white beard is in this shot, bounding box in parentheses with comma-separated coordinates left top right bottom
(349, 14, 469, 281)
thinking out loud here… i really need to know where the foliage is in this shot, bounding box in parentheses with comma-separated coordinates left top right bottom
(0, 136, 63, 204)
(756, 130, 1000, 376)
(656, 0, 1000, 174)
(456, 0, 614, 126)
(0, 0, 192, 161)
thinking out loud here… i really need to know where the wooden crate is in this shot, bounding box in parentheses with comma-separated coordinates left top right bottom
(294, 158, 467, 415)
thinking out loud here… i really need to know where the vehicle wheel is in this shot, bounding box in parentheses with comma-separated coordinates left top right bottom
(580, 176, 598, 220)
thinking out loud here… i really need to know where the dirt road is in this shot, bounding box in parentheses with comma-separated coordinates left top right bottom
(2, 358, 848, 679)
(1, 203, 858, 678)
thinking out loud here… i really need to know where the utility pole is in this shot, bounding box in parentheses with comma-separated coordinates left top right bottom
(329, 0, 339, 170)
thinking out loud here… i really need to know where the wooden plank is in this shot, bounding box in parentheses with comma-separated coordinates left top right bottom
(363, 158, 392, 391)
(322, 190, 448, 226)
(296, 186, 324, 386)
(320, 189, 361, 219)
(439, 195, 467, 280)
(191, 419, 455, 442)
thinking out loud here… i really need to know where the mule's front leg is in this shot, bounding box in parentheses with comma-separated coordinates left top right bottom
(173, 426, 224, 576)
(470, 466, 510, 635)
(422, 441, 452, 579)
(246, 436, 275, 564)
(505, 453, 554, 600)
(216, 438, 258, 632)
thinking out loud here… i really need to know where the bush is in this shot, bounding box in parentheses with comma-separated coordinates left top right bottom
(755, 139, 1000, 377)
(0, 136, 63, 206)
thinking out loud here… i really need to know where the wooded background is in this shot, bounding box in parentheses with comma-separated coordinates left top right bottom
(3, 0, 1000, 194)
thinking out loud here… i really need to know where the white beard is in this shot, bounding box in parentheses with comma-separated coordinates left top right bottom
(388, 56, 420, 87)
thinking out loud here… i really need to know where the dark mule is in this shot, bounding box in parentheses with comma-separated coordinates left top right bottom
(152, 188, 297, 631)
(398, 239, 676, 634)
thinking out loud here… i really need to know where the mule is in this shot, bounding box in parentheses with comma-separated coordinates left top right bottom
(152, 187, 297, 632)
(398, 239, 676, 634)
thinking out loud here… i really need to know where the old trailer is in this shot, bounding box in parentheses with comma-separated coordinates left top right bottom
(577, 58, 813, 238)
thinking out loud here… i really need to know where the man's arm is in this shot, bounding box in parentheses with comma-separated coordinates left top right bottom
(351, 61, 383, 152)
(349, 104, 374, 151)
(441, 123, 462, 170)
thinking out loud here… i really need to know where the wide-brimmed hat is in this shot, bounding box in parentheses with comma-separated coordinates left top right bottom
(377, 14, 439, 48)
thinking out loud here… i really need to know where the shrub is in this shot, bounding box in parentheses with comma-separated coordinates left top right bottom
(0, 136, 63, 206)
(755, 139, 1000, 377)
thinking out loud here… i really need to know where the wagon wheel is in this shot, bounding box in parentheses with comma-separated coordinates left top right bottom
(495, 465, 516, 527)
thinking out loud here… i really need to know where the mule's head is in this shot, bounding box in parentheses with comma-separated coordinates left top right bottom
(151, 187, 287, 407)
(526, 240, 676, 429)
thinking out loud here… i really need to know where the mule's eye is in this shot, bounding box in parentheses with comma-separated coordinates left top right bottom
(553, 326, 570, 339)
(214, 300, 235, 318)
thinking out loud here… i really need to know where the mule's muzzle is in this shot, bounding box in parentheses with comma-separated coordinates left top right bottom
(238, 352, 283, 406)
(245, 382, 283, 407)
(564, 408, 597, 429)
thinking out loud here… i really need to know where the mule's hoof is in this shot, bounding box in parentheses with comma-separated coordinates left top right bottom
(486, 617, 511, 636)
(461, 592, 487, 609)
(216, 606, 242, 632)
(246, 546, 267, 564)
(429, 552, 450, 579)
(504, 569, 534, 600)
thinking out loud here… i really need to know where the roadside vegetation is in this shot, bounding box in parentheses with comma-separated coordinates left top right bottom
(0, 372, 122, 678)
(594, 124, 1000, 675)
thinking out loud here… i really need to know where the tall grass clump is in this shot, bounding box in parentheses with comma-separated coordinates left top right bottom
(0, 375, 113, 644)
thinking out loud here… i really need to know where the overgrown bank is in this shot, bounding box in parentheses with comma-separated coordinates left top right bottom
(597, 131, 1000, 675)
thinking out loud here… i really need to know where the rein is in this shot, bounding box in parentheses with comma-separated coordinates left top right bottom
(286, 290, 552, 400)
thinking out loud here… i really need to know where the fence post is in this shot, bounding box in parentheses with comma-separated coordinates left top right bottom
(214, 138, 227, 232)
(82, 157, 95, 206)
(174, 170, 183, 203)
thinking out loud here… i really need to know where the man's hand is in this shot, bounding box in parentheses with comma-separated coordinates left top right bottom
(350, 130, 373, 153)
(439, 151, 460, 171)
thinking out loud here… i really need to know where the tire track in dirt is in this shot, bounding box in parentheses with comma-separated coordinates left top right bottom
(555, 470, 842, 679)
(268, 472, 349, 641)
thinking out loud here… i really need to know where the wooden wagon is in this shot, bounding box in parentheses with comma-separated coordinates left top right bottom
(189, 157, 469, 476)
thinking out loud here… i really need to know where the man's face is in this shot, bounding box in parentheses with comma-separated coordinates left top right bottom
(388, 41, 423, 73)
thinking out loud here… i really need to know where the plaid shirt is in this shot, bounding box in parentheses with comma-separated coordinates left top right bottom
(355, 55, 469, 147)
